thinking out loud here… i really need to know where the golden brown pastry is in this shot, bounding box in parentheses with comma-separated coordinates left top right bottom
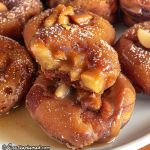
(0, 0, 43, 40)
(120, 0, 150, 27)
(114, 21, 150, 94)
(47, 0, 118, 24)
(0, 35, 36, 115)
(23, 4, 116, 50)
(26, 72, 135, 149)
(28, 24, 120, 94)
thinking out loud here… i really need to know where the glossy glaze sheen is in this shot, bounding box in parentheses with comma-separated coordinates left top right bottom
(120, 0, 150, 26)
(26, 73, 135, 149)
(29, 24, 120, 93)
(115, 21, 150, 94)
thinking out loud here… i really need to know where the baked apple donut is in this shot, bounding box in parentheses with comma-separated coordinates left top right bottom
(120, 0, 150, 27)
(26, 72, 135, 149)
(0, 35, 36, 115)
(114, 21, 150, 94)
(0, 0, 43, 40)
(47, 0, 118, 24)
(29, 24, 120, 93)
(23, 4, 116, 49)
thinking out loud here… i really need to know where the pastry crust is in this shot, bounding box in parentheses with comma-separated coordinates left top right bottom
(26, 72, 135, 149)
(0, 35, 36, 115)
(114, 21, 150, 94)
(0, 0, 43, 40)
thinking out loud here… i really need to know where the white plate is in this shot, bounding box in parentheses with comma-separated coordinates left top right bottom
(0, 22, 150, 150)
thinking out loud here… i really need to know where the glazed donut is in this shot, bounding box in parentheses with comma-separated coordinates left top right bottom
(114, 21, 150, 94)
(47, 0, 118, 24)
(26, 72, 135, 149)
(120, 0, 150, 27)
(28, 24, 120, 94)
(23, 4, 116, 49)
(0, 0, 43, 40)
(0, 35, 36, 115)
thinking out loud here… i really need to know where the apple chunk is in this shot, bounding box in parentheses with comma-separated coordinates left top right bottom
(80, 69, 105, 93)
(138, 28, 150, 48)
(0, 2, 8, 12)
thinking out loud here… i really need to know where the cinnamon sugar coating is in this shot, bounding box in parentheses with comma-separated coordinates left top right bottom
(114, 21, 150, 94)
(0, 0, 43, 40)
(26, 72, 135, 149)
(47, 0, 118, 24)
(0, 35, 36, 115)
(29, 24, 120, 93)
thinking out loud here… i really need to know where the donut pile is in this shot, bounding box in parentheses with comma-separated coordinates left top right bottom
(2, 0, 150, 149)
(25, 4, 135, 149)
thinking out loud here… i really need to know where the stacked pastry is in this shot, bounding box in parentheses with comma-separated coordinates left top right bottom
(24, 4, 136, 149)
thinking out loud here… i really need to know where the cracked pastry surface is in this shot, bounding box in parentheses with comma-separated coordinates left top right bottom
(28, 24, 120, 93)
(23, 4, 115, 50)
(26, 72, 135, 149)
(47, 0, 118, 24)
(0, 0, 43, 40)
(0, 35, 36, 115)
(114, 21, 150, 94)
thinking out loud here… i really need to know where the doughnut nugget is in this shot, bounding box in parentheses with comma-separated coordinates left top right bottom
(47, 0, 118, 24)
(0, 35, 36, 115)
(28, 24, 120, 94)
(115, 21, 150, 94)
(120, 0, 150, 27)
(23, 4, 116, 49)
(26, 72, 135, 149)
(0, 0, 43, 40)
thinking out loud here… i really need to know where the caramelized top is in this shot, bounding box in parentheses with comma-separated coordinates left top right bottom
(29, 24, 120, 93)
(23, 5, 115, 49)
(48, 0, 118, 18)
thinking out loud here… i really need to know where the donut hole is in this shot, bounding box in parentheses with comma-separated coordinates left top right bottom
(4, 87, 13, 95)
